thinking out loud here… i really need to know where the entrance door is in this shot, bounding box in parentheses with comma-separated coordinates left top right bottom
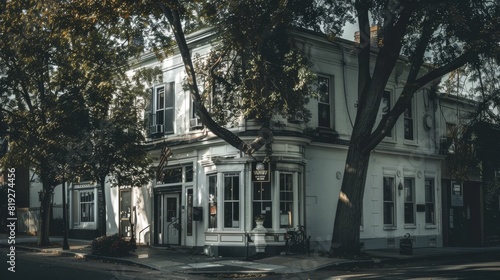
(163, 194, 180, 245)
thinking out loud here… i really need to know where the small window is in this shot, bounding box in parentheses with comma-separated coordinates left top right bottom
(383, 177, 395, 226)
(317, 76, 331, 128)
(404, 178, 415, 224)
(381, 91, 392, 137)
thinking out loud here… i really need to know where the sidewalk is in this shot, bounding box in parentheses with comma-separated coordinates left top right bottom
(1, 233, 500, 276)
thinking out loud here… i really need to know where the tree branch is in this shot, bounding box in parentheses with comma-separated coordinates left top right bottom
(156, 1, 258, 155)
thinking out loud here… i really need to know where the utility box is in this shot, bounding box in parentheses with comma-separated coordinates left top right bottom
(399, 233, 413, 255)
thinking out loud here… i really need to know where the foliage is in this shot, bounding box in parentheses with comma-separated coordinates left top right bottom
(91, 234, 134, 257)
(196, 0, 319, 125)
(0, 0, 152, 242)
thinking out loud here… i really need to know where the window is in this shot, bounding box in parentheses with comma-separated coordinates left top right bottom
(223, 174, 240, 228)
(79, 191, 95, 223)
(317, 76, 331, 128)
(381, 91, 392, 137)
(119, 189, 132, 237)
(425, 179, 435, 224)
(208, 174, 217, 229)
(404, 178, 415, 224)
(383, 177, 395, 226)
(404, 103, 414, 140)
(280, 173, 294, 228)
(153, 82, 175, 134)
(253, 181, 272, 228)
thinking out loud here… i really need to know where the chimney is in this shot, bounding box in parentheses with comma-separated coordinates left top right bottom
(354, 23, 383, 48)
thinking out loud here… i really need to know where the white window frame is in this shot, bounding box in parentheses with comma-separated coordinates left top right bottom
(222, 173, 241, 229)
(153, 82, 175, 134)
(317, 75, 333, 129)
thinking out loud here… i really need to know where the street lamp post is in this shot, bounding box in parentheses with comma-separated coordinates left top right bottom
(62, 178, 69, 250)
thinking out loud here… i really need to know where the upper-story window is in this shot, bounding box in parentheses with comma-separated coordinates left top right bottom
(404, 102, 414, 140)
(381, 90, 392, 137)
(317, 75, 332, 128)
(152, 82, 175, 135)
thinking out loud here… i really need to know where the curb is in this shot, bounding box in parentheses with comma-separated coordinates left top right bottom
(0, 243, 161, 272)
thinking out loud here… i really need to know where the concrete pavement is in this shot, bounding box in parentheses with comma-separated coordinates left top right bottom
(1, 233, 500, 276)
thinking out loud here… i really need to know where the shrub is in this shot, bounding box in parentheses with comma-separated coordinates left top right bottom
(91, 234, 133, 257)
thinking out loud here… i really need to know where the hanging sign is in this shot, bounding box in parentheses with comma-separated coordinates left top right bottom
(252, 162, 270, 182)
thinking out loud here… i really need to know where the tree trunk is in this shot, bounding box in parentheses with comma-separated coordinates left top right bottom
(330, 143, 370, 256)
(37, 184, 52, 246)
(98, 176, 106, 236)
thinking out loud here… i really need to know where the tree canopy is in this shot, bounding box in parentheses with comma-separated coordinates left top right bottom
(0, 0, 152, 243)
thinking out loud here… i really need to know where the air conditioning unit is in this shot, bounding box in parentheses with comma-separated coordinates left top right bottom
(150, 124, 164, 134)
(190, 118, 203, 129)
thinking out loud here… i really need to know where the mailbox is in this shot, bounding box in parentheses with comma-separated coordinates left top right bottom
(192, 207, 203, 221)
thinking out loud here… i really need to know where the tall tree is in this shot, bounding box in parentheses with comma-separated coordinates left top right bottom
(323, 0, 500, 255)
(0, 0, 150, 243)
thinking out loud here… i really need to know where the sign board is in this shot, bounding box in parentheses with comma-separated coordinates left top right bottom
(252, 162, 270, 182)
(451, 183, 463, 207)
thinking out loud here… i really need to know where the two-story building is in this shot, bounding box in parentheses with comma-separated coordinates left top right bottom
(102, 27, 444, 256)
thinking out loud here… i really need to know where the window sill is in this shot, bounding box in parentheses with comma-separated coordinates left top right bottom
(383, 225, 397, 231)
(404, 225, 417, 229)
(403, 140, 418, 147)
(425, 224, 437, 229)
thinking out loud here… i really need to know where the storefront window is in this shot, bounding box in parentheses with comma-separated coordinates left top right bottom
(80, 191, 95, 223)
(253, 181, 272, 228)
(223, 174, 240, 228)
(280, 173, 293, 228)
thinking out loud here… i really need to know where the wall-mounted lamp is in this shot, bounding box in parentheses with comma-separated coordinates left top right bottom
(398, 181, 404, 196)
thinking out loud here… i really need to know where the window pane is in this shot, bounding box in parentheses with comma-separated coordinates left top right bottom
(156, 87, 165, 110)
(280, 174, 294, 228)
(208, 175, 217, 229)
(381, 91, 392, 136)
(425, 179, 435, 224)
(318, 103, 331, 127)
(224, 174, 240, 228)
(163, 167, 182, 184)
(404, 105, 414, 140)
(383, 177, 394, 202)
(383, 177, 395, 225)
(404, 178, 415, 224)
(185, 165, 193, 182)
(383, 202, 394, 225)
(318, 76, 330, 103)
(165, 82, 174, 108)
